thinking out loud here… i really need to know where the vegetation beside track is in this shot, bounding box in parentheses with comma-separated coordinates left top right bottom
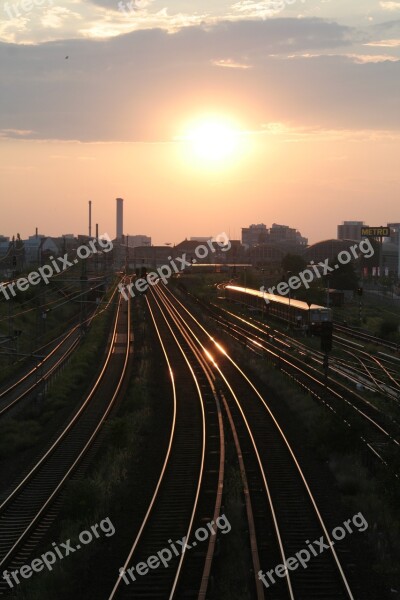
(0, 272, 117, 386)
(221, 327, 400, 591)
(173, 282, 400, 593)
(13, 295, 170, 600)
(0, 284, 117, 462)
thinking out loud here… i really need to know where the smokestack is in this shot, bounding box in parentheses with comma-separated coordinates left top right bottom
(96, 223, 99, 241)
(88, 200, 92, 238)
(35, 227, 38, 238)
(116, 198, 124, 240)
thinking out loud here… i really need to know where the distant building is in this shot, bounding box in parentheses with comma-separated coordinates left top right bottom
(269, 223, 307, 246)
(242, 223, 307, 250)
(241, 224, 268, 248)
(129, 245, 171, 268)
(386, 224, 400, 277)
(249, 244, 286, 266)
(23, 236, 43, 265)
(190, 236, 212, 242)
(388, 223, 400, 246)
(381, 243, 399, 277)
(127, 235, 151, 247)
(174, 239, 204, 263)
(337, 221, 364, 241)
(304, 239, 369, 265)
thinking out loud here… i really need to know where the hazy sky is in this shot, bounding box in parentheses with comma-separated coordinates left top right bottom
(1, 0, 399, 244)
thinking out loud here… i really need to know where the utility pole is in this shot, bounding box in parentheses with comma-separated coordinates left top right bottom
(326, 278, 330, 309)
(321, 321, 333, 390)
(357, 287, 363, 322)
(125, 234, 129, 275)
(7, 301, 13, 366)
(95, 224, 99, 275)
(80, 256, 88, 334)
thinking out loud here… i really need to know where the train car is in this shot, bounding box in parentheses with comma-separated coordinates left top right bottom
(224, 285, 332, 333)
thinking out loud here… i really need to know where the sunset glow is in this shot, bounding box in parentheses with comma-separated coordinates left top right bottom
(182, 117, 242, 163)
(0, 2, 399, 597)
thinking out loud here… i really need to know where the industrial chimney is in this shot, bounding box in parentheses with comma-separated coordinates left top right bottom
(88, 200, 92, 238)
(116, 198, 124, 240)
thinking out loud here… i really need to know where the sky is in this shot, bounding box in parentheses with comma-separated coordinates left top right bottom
(0, 0, 399, 245)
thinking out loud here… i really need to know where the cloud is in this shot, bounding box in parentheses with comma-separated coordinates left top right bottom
(40, 7, 82, 29)
(0, 18, 399, 141)
(374, 18, 400, 31)
(0, 128, 36, 138)
(231, 0, 286, 19)
(348, 53, 399, 63)
(230, 0, 309, 19)
(258, 123, 400, 142)
(286, 51, 400, 63)
(380, 1, 400, 10)
(212, 58, 252, 68)
(365, 38, 400, 46)
(87, 0, 154, 9)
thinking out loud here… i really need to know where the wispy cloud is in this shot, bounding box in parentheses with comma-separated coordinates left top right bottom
(40, 6, 82, 29)
(286, 51, 400, 63)
(0, 128, 36, 138)
(380, 1, 400, 10)
(212, 58, 252, 68)
(231, 0, 287, 19)
(365, 38, 400, 47)
(259, 122, 400, 142)
(349, 52, 399, 63)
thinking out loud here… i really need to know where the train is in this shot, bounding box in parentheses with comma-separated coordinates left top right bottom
(224, 285, 332, 333)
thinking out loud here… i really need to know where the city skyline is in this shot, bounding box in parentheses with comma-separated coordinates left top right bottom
(1, 1, 400, 243)
(1, 216, 397, 246)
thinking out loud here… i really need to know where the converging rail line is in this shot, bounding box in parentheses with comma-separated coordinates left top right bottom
(188, 292, 400, 468)
(0, 280, 131, 595)
(108, 285, 223, 599)
(153, 283, 355, 600)
(0, 279, 121, 419)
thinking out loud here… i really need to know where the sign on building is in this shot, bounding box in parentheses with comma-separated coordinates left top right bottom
(361, 227, 391, 238)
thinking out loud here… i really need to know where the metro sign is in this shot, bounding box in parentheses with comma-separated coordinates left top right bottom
(361, 226, 391, 238)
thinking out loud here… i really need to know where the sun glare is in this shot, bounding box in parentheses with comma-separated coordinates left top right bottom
(183, 117, 241, 162)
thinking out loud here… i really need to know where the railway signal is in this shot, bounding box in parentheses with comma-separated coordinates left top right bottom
(320, 321, 333, 353)
(323, 352, 329, 387)
(356, 287, 363, 321)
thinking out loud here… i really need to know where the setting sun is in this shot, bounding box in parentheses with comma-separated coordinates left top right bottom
(181, 117, 242, 162)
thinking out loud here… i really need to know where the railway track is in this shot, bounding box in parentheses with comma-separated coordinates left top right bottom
(332, 342, 400, 402)
(334, 323, 400, 353)
(186, 292, 400, 468)
(0, 280, 121, 420)
(108, 284, 224, 599)
(214, 297, 400, 403)
(150, 283, 358, 600)
(0, 282, 131, 596)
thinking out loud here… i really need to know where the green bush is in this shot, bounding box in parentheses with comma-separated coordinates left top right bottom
(379, 319, 399, 338)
